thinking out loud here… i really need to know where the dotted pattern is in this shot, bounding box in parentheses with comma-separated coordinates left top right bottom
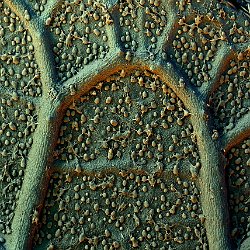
(55, 70, 200, 170)
(34, 171, 207, 250)
(166, 0, 250, 87)
(170, 16, 222, 87)
(117, 0, 167, 60)
(226, 138, 250, 248)
(32, 71, 208, 249)
(0, 0, 249, 248)
(48, 0, 113, 82)
(0, 2, 42, 96)
(209, 51, 250, 133)
(0, 1, 39, 235)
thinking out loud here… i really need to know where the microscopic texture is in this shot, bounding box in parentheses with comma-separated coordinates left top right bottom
(34, 171, 207, 250)
(226, 138, 250, 245)
(0, 0, 40, 237)
(0, 0, 249, 250)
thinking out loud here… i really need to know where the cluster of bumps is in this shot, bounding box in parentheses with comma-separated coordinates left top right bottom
(0, 0, 249, 249)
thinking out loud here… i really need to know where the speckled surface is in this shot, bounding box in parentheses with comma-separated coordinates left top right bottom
(0, 0, 249, 249)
